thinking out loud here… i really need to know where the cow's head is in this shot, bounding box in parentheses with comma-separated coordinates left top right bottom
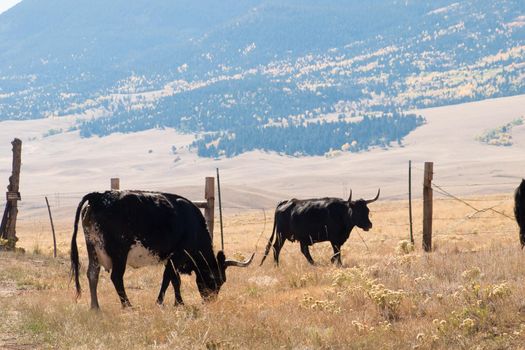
(347, 189, 380, 231)
(195, 251, 254, 301)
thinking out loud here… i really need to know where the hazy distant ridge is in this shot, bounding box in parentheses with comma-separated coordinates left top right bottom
(0, 0, 523, 156)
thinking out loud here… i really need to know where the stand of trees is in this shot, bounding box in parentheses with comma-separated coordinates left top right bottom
(193, 112, 423, 157)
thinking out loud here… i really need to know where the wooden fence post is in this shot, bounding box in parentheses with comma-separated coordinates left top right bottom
(111, 178, 120, 190)
(422, 161, 433, 252)
(204, 177, 215, 238)
(45, 197, 57, 258)
(1, 138, 22, 250)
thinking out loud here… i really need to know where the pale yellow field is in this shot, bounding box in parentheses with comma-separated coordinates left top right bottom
(1, 194, 524, 349)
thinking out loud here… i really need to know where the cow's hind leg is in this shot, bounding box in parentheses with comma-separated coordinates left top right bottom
(86, 242, 101, 309)
(330, 243, 342, 266)
(272, 233, 285, 266)
(110, 257, 131, 308)
(300, 242, 315, 265)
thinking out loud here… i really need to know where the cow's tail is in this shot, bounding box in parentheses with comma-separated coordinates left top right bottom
(260, 212, 278, 266)
(70, 192, 97, 299)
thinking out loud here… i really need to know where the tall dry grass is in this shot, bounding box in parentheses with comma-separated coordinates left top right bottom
(1, 194, 525, 349)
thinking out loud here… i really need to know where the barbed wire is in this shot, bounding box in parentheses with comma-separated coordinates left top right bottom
(5, 177, 520, 247)
(410, 165, 427, 173)
(383, 223, 410, 227)
(378, 193, 409, 200)
(434, 216, 500, 221)
(432, 196, 512, 202)
(432, 182, 515, 221)
(433, 230, 513, 237)
(433, 181, 518, 188)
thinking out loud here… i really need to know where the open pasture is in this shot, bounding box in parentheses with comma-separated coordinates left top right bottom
(1, 193, 525, 349)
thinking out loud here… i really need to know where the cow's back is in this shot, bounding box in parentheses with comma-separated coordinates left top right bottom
(289, 198, 350, 244)
(85, 191, 185, 260)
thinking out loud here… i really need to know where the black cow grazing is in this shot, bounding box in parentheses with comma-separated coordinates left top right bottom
(70, 190, 253, 309)
(515, 179, 525, 248)
(260, 189, 380, 266)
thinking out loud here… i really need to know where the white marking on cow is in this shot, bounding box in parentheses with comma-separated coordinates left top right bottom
(83, 218, 113, 272)
(95, 246, 113, 271)
(127, 242, 162, 268)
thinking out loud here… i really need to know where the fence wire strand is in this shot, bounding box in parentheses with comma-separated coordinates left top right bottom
(432, 183, 515, 221)
(5, 173, 520, 248)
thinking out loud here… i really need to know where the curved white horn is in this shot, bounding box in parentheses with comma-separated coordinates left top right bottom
(365, 189, 380, 204)
(225, 252, 255, 268)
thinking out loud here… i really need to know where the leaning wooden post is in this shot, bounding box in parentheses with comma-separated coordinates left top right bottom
(111, 178, 120, 190)
(422, 162, 433, 252)
(0, 204, 8, 238)
(1, 138, 22, 250)
(45, 196, 57, 258)
(204, 177, 215, 238)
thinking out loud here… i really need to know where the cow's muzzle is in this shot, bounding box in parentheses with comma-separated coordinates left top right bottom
(202, 292, 219, 302)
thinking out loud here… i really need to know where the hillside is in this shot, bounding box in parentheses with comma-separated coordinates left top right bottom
(0, 94, 524, 223)
(0, 1, 524, 156)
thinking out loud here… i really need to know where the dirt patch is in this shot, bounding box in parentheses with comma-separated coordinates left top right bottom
(0, 281, 19, 298)
(0, 309, 37, 350)
(0, 267, 40, 349)
(0, 336, 36, 350)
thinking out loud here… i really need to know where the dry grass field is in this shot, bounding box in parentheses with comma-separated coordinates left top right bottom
(1, 194, 525, 349)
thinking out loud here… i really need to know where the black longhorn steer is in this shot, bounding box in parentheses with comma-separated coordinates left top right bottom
(260, 189, 379, 266)
(514, 179, 525, 248)
(70, 190, 253, 309)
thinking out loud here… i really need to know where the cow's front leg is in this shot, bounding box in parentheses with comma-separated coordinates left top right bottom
(300, 242, 315, 265)
(110, 258, 131, 308)
(330, 243, 342, 266)
(86, 242, 101, 309)
(157, 261, 184, 306)
(157, 262, 172, 305)
(171, 270, 184, 305)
